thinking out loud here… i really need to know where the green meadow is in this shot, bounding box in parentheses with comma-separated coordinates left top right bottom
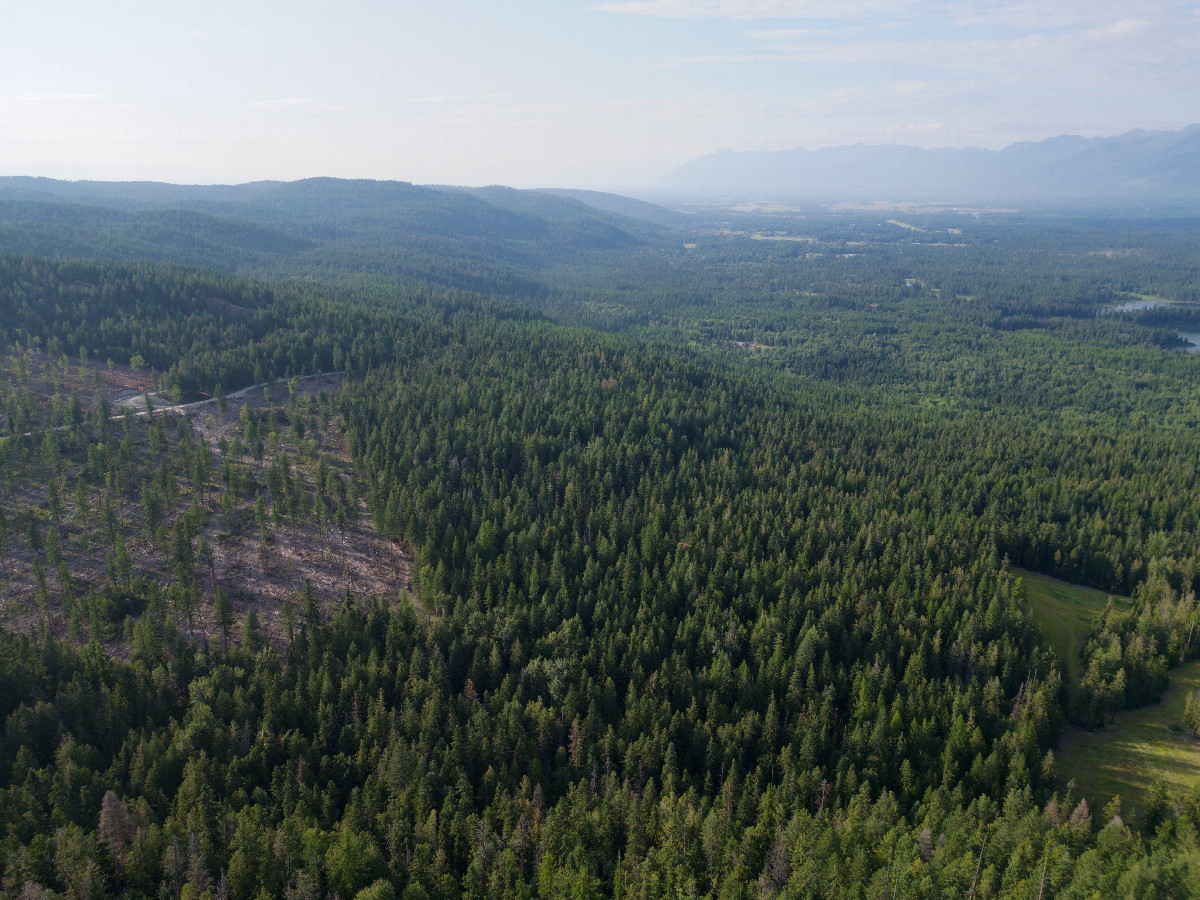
(1017, 568, 1200, 817)
(1016, 567, 1127, 682)
(1055, 662, 1200, 819)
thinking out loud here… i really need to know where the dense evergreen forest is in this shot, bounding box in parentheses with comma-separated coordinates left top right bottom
(3, 189, 1200, 898)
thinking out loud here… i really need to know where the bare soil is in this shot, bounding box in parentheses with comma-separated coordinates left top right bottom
(0, 356, 415, 654)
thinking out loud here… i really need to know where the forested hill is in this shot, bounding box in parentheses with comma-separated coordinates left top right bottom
(0, 178, 283, 209)
(536, 189, 688, 227)
(3, 204, 1200, 897)
(0, 178, 668, 296)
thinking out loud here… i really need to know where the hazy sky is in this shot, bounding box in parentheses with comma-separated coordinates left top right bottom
(2, 0, 1198, 189)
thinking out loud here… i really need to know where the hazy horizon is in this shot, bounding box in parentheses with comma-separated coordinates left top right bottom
(3, 1, 1199, 191)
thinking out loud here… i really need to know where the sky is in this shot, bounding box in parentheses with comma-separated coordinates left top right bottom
(2, 0, 1199, 190)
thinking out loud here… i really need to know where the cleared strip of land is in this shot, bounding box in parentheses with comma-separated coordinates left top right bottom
(1016, 567, 1127, 682)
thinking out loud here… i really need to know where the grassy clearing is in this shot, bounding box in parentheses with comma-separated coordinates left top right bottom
(1015, 567, 1127, 682)
(1056, 662, 1200, 819)
(750, 233, 815, 242)
(1016, 567, 1200, 818)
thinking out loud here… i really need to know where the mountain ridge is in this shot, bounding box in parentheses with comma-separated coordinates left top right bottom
(655, 125, 1200, 205)
(0, 177, 675, 281)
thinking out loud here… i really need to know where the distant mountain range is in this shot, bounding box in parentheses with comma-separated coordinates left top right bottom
(656, 126, 1200, 205)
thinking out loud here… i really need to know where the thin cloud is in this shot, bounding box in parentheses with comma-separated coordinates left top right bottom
(10, 92, 104, 103)
(952, 0, 1179, 30)
(885, 121, 943, 134)
(656, 53, 797, 66)
(665, 10, 1195, 86)
(744, 28, 814, 40)
(593, 0, 915, 18)
(408, 95, 501, 104)
(594, 0, 1194, 34)
(1087, 19, 1147, 40)
(248, 97, 317, 111)
(745, 23, 885, 41)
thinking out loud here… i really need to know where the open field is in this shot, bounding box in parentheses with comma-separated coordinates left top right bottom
(1056, 661, 1200, 819)
(1019, 563, 1200, 821)
(749, 232, 816, 242)
(1016, 567, 1127, 682)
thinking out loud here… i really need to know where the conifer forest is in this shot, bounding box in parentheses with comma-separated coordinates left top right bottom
(3, 185, 1200, 898)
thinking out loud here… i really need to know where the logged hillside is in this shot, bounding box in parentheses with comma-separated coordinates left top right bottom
(0, 356, 409, 653)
